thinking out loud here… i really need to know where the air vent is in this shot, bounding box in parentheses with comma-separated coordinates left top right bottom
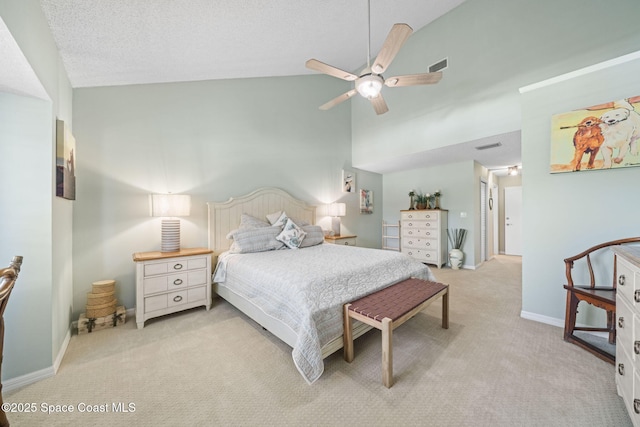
(475, 142, 502, 150)
(429, 58, 448, 73)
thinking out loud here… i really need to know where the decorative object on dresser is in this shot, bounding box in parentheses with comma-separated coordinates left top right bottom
(612, 243, 640, 424)
(327, 202, 346, 236)
(447, 228, 467, 270)
(562, 237, 640, 364)
(78, 279, 126, 334)
(408, 190, 415, 210)
(324, 235, 357, 246)
(414, 193, 428, 210)
(133, 247, 212, 329)
(150, 193, 191, 252)
(400, 210, 448, 268)
(0, 256, 22, 427)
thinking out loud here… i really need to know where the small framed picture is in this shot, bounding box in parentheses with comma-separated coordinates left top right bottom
(342, 170, 355, 193)
(360, 189, 373, 214)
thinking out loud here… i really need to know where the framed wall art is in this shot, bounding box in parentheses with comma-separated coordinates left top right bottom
(56, 119, 76, 200)
(360, 189, 373, 214)
(550, 95, 640, 173)
(342, 169, 355, 193)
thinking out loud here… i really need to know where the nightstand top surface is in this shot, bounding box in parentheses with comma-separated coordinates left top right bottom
(132, 247, 212, 262)
(325, 235, 357, 241)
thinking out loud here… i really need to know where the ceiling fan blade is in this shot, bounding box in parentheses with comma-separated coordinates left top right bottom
(306, 59, 358, 81)
(369, 94, 389, 115)
(385, 72, 442, 87)
(371, 23, 413, 74)
(319, 89, 358, 110)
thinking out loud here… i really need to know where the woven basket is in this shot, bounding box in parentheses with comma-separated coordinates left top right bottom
(92, 279, 115, 294)
(86, 290, 115, 306)
(85, 299, 117, 318)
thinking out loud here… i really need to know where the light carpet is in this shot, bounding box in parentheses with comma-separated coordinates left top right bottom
(5, 255, 631, 426)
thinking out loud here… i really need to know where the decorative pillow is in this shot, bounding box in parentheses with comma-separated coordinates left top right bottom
(299, 225, 325, 248)
(239, 213, 270, 230)
(276, 218, 307, 249)
(228, 226, 285, 253)
(266, 211, 283, 225)
(270, 211, 289, 228)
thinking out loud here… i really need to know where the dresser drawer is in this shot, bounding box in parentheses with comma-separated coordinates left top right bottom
(401, 248, 438, 263)
(401, 211, 439, 221)
(617, 342, 634, 411)
(143, 269, 207, 295)
(618, 257, 639, 308)
(618, 295, 635, 352)
(143, 256, 207, 277)
(402, 227, 439, 238)
(402, 237, 437, 250)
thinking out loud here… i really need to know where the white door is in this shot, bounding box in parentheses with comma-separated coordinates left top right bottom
(480, 181, 487, 262)
(504, 186, 522, 256)
(492, 184, 499, 256)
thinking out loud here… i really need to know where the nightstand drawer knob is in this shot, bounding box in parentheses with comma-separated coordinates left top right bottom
(618, 363, 625, 376)
(618, 316, 625, 328)
(173, 278, 183, 286)
(634, 399, 640, 414)
(173, 263, 183, 270)
(619, 274, 626, 286)
(173, 295, 183, 303)
(635, 289, 640, 303)
(635, 341, 640, 355)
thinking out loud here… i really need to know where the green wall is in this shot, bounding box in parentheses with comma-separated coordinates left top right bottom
(72, 75, 382, 320)
(521, 55, 640, 325)
(0, 0, 73, 383)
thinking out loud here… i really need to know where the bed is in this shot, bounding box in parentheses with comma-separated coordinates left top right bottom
(208, 187, 435, 383)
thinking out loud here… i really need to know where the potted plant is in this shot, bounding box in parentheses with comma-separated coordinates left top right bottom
(415, 193, 428, 210)
(447, 228, 467, 270)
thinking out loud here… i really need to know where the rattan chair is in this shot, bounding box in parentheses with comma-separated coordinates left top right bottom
(0, 256, 23, 427)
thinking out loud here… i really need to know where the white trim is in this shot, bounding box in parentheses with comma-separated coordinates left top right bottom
(519, 50, 640, 93)
(53, 328, 71, 373)
(3, 367, 54, 393)
(521, 310, 609, 338)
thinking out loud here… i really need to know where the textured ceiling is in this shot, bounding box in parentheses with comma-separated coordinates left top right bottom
(39, 0, 467, 88)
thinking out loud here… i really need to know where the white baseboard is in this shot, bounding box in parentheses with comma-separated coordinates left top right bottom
(53, 328, 71, 374)
(6, 308, 137, 393)
(520, 310, 609, 338)
(4, 367, 55, 393)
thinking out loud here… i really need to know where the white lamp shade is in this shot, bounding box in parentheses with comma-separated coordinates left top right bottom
(328, 202, 346, 217)
(151, 194, 191, 217)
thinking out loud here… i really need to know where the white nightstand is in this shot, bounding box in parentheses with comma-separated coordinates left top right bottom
(133, 247, 212, 329)
(324, 235, 357, 246)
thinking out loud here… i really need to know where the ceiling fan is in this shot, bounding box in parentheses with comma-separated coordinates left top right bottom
(306, 0, 443, 115)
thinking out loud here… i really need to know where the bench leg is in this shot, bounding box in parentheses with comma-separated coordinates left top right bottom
(442, 289, 449, 329)
(343, 304, 354, 362)
(382, 317, 393, 388)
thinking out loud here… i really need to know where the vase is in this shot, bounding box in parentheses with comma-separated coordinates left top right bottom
(416, 203, 426, 210)
(449, 249, 464, 270)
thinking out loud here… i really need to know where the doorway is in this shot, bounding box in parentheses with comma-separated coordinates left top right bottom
(504, 186, 522, 256)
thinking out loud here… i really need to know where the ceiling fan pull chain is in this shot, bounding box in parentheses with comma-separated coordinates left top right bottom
(366, 0, 371, 69)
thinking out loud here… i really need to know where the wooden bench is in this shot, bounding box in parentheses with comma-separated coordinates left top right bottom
(343, 278, 449, 388)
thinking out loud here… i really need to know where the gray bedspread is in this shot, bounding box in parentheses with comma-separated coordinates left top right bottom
(213, 243, 435, 384)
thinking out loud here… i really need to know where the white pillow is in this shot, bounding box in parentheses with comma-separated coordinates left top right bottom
(299, 225, 324, 248)
(228, 226, 285, 253)
(266, 211, 283, 225)
(276, 218, 307, 249)
(270, 211, 289, 228)
(239, 213, 270, 230)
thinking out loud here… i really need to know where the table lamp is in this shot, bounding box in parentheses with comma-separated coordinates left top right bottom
(151, 194, 191, 252)
(328, 202, 346, 236)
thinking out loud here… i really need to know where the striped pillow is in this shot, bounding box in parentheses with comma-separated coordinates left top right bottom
(228, 226, 284, 253)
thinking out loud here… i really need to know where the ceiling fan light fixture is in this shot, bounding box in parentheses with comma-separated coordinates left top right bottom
(356, 74, 383, 99)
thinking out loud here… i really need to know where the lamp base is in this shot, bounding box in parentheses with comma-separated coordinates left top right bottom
(331, 217, 341, 237)
(161, 219, 181, 252)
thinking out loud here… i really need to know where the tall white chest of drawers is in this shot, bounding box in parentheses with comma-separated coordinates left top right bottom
(400, 210, 448, 268)
(614, 245, 640, 426)
(133, 247, 212, 329)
